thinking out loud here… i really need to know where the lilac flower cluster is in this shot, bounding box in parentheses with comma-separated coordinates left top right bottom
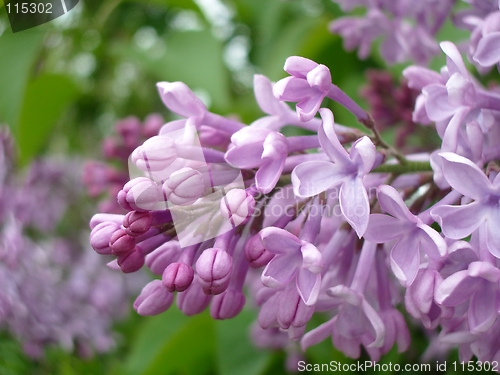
(329, 0, 500, 66)
(0, 128, 139, 358)
(329, 0, 455, 65)
(83, 114, 163, 214)
(89, 16, 500, 365)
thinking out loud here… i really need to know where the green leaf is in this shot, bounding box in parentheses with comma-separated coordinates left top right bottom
(0, 30, 44, 130)
(113, 29, 231, 112)
(125, 309, 216, 375)
(215, 309, 272, 375)
(17, 73, 78, 165)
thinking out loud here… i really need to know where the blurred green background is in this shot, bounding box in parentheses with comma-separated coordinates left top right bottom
(0, 0, 473, 374)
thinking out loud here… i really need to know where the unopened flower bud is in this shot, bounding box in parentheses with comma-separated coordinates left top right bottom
(162, 262, 194, 292)
(110, 228, 136, 256)
(134, 280, 174, 316)
(90, 221, 120, 255)
(145, 241, 182, 275)
(196, 248, 233, 295)
(123, 211, 152, 237)
(162, 167, 205, 206)
(220, 189, 255, 226)
(131, 135, 177, 172)
(177, 276, 212, 316)
(117, 177, 162, 211)
(210, 289, 245, 320)
(117, 249, 145, 273)
(244, 234, 274, 268)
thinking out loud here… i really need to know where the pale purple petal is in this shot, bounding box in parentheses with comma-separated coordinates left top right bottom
(441, 107, 470, 152)
(431, 202, 486, 239)
(439, 152, 492, 199)
(486, 214, 500, 258)
(260, 227, 302, 254)
(261, 252, 301, 287)
(340, 176, 370, 237)
(273, 77, 312, 102)
(291, 161, 347, 198)
(435, 270, 480, 306)
(301, 318, 335, 350)
(297, 92, 325, 121)
(446, 73, 476, 107)
(336, 304, 367, 338)
(317, 108, 350, 165)
(441, 41, 469, 77)
(423, 84, 457, 122)
(364, 214, 409, 243)
(350, 136, 376, 175)
(403, 66, 443, 90)
(156, 82, 206, 118)
(300, 242, 323, 274)
(468, 281, 497, 334)
(253, 75, 288, 115)
(296, 269, 321, 306)
(283, 56, 319, 78)
(377, 185, 416, 222)
(474, 32, 500, 67)
(417, 223, 447, 259)
(255, 157, 286, 194)
(361, 299, 385, 348)
(390, 235, 420, 286)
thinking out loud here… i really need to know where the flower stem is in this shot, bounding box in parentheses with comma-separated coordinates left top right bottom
(372, 161, 432, 174)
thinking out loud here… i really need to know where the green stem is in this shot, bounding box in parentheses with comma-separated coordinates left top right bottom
(372, 161, 432, 174)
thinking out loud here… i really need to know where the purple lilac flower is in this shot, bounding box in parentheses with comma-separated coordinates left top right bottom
(365, 184, 446, 286)
(0, 131, 140, 357)
(329, 0, 453, 65)
(292, 108, 376, 237)
(431, 152, 500, 258)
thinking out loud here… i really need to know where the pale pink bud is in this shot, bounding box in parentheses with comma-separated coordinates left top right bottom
(117, 177, 162, 211)
(162, 262, 194, 292)
(131, 135, 177, 172)
(134, 280, 174, 316)
(210, 289, 245, 319)
(123, 211, 152, 237)
(162, 167, 204, 206)
(244, 234, 274, 268)
(117, 249, 145, 273)
(196, 248, 233, 295)
(145, 241, 182, 275)
(90, 221, 120, 255)
(220, 189, 255, 226)
(177, 276, 212, 316)
(110, 228, 136, 256)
